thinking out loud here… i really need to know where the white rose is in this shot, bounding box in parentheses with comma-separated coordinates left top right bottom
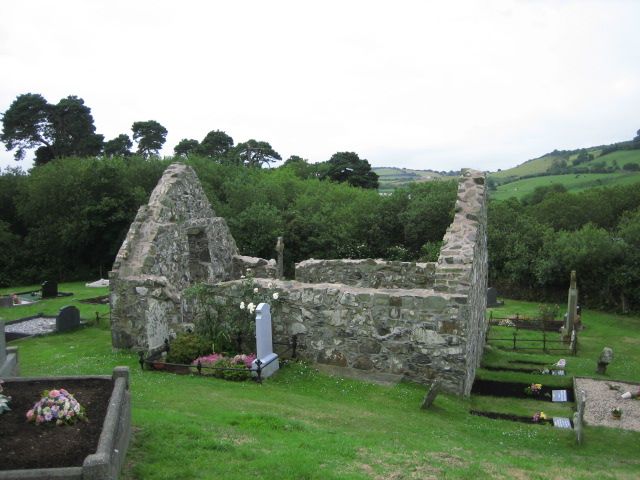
(272, 292, 279, 300)
(248, 302, 256, 314)
(240, 301, 245, 310)
(253, 288, 259, 293)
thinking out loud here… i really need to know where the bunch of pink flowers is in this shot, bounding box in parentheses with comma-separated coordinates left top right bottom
(26, 388, 86, 426)
(192, 353, 256, 369)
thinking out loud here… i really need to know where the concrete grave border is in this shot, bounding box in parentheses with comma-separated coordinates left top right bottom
(0, 367, 131, 480)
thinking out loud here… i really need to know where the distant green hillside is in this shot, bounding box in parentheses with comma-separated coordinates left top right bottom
(490, 154, 561, 182)
(373, 167, 444, 192)
(490, 141, 640, 186)
(491, 171, 640, 201)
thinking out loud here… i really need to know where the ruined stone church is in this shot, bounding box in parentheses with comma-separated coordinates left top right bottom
(110, 163, 488, 395)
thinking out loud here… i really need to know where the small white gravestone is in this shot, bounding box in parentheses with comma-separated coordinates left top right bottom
(252, 303, 279, 379)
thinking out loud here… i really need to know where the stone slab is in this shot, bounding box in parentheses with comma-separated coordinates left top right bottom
(552, 390, 568, 402)
(551, 370, 565, 376)
(553, 417, 572, 429)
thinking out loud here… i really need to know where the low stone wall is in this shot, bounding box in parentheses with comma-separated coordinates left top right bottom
(295, 259, 436, 289)
(232, 255, 277, 279)
(204, 278, 471, 393)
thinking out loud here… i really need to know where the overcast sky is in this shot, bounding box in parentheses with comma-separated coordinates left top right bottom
(1, 0, 638, 172)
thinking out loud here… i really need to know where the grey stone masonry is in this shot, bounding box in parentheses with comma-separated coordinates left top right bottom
(110, 164, 240, 351)
(296, 258, 436, 289)
(206, 277, 473, 394)
(110, 164, 488, 396)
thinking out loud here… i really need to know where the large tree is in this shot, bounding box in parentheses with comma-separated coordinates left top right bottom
(233, 139, 281, 167)
(197, 130, 234, 158)
(1, 93, 103, 164)
(104, 134, 133, 157)
(132, 120, 167, 157)
(174, 138, 199, 157)
(51, 96, 104, 159)
(321, 151, 379, 189)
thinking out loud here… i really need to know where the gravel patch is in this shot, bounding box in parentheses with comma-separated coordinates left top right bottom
(4, 317, 56, 336)
(575, 377, 640, 432)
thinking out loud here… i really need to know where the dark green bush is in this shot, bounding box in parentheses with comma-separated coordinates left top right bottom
(166, 333, 212, 364)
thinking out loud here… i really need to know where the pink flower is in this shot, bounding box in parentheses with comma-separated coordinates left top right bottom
(26, 409, 34, 420)
(49, 389, 60, 398)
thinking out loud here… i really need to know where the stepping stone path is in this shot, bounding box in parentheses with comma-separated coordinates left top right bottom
(553, 417, 572, 429)
(552, 389, 569, 402)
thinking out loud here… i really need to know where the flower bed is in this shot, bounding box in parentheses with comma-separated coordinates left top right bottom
(0, 367, 131, 479)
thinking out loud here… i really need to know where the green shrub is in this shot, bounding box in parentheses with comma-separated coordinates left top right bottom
(166, 333, 212, 364)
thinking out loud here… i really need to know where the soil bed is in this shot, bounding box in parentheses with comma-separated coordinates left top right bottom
(469, 409, 558, 426)
(472, 379, 574, 401)
(0, 378, 112, 470)
(79, 295, 109, 305)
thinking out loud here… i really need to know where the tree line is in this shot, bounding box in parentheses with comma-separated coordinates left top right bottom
(1, 93, 379, 189)
(0, 156, 456, 287)
(488, 183, 640, 312)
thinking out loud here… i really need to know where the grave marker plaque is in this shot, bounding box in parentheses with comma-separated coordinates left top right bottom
(552, 389, 568, 402)
(56, 305, 80, 332)
(252, 303, 279, 379)
(553, 417, 572, 429)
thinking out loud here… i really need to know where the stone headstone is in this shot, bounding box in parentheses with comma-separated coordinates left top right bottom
(275, 236, 284, 280)
(252, 303, 279, 379)
(56, 306, 80, 332)
(573, 412, 583, 444)
(0, 296, 13, 308)
(41, 280, 58, 299)
(420, 379, 441, 409)
(486, 287, 502, 308)
(0, 322, 6, 367)
(597, 347, 613, 374)
(562, 271, 578, 340)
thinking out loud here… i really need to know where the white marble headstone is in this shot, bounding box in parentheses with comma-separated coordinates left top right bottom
(252, 303, 279, 378)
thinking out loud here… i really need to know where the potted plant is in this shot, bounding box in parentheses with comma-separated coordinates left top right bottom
(611, 407, 622, 419)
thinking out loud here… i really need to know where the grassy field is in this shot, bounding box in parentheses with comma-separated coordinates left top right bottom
(490, 154, 562, 182)
(2, 296, 640, 479)
(373, 167, 443, 193)
(490, 171, 640, 201)
(584, 149, 640, 169)
(0, 282, 110, 323)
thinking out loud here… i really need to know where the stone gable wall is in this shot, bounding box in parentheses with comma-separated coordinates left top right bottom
(295, 259, 436, 289)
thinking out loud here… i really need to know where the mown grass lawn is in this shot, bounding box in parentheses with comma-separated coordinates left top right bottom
(3, 294, 640, 479)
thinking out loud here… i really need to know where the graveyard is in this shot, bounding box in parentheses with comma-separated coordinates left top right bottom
(1, 165, 640, 479)
(1, 278, 640, 479)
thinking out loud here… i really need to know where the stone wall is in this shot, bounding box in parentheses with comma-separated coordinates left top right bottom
(111, 164, 245, 351)
(110, 164, 488, 395)
(197, 169, 487, 395)
(295, 259, 436, 289)
(204, 278, 471, 392)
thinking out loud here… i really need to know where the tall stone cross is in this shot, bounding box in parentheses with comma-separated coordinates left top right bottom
(563, 270, 578, 340)
(252, 303, 279, 378)
(275, 236, 284, 280)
